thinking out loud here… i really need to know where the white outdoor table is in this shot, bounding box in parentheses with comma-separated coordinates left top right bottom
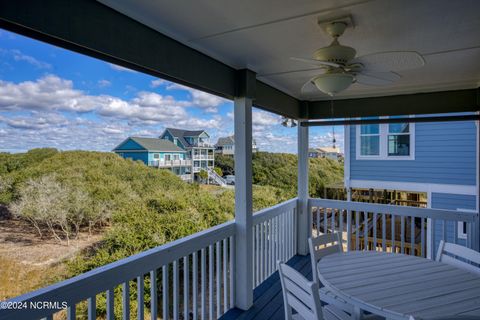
(317, 251, 480, 320)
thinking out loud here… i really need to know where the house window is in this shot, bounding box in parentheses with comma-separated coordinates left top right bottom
(356, 119, 415, 160)
(388, 123, 410, 156)
(458, 221, 467, 239)
(360, 124, 380, 156)
(153, 154, 160, 159)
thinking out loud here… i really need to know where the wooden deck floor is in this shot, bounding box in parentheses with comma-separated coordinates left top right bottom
(220, 255, 312, 320)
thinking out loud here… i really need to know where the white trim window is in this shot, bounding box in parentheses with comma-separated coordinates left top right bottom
(388, 123, 411, 156)
(359, 123, 380, 157)
(458, 221, 468, 240)
(356, 119, 415, 160)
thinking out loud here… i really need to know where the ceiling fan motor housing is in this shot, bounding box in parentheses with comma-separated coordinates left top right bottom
(313, 40, 356, 65)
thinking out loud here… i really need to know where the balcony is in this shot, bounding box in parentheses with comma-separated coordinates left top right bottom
(192, 154, 215, 160)
(149, 160, 192, 168)
(192, 142, 214, 148)
(2, 198, 478, 320)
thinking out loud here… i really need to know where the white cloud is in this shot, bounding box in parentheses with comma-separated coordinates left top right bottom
(0, 75, 232, 151)
(0, 74, 304, 153)
(253, 110, 281, 128)
(167, 83, 226, 112)
(0, 113, 68, 130)
(98, 79, 111, 88)
(150, 79, 167, 88)
(108, 63, 137, 73)
(310, 129, 344, 152)
(175, 115, 223, 130)
(10, 50, 51, 69)
(0, 75, 191, 124)
(0, 75, 90, 112)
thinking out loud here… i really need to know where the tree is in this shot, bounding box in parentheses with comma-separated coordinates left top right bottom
(214, 167, 223, 177)
(11, 175, 69, 243)
(198, 169, 208, 182)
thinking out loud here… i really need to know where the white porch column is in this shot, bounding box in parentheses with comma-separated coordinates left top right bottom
(344, 124, 352, 201)
(234, 96, 253, 310)
(297, 121, 310, 255)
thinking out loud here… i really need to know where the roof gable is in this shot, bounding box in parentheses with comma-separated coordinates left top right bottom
(163, 128, 209, 148)
(166, 128, 207, 138)
(216, 136, 235, 146)
(113, 138, 146, 151)
(114, 137, 186, 152)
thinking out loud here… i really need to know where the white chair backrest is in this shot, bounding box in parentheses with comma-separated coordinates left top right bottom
(278, 262, 324, 320)
(436, 240, 480, 276)
(308, 232, 343, 285)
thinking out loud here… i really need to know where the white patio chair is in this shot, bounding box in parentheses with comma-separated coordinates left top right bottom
(435, 240, 480, 276)
(308, 233, 355, 315)
(308, 233, 383, 320)
(278, 261, 351, 320)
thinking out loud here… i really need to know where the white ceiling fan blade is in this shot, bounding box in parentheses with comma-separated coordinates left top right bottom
(300, 78, 318, 94)
(353, 51, 425, 72)
(290, 57, 340, 68)
(355, 71, 401, 86)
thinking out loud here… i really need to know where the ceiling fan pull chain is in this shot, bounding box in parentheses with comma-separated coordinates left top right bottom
(330, 99, 337, 149)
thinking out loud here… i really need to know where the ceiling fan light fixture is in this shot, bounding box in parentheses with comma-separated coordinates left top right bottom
(313, 73, 354, 96)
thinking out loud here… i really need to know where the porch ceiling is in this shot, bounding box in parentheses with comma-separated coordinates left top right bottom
(0, 0, 479, 119)
(99, 0, 480, 101)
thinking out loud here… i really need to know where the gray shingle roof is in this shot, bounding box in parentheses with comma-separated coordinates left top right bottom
(164, 128, 208, 147)
(115, 137, 186, 152)
(216, 136, 235, 147)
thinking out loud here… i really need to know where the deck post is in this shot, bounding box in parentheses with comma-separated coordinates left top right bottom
(233, 70, 255, 310)
(297, 121, 309, 255)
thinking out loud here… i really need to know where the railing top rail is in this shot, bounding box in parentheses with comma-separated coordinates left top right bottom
(253, 198, 298, 225)
(0, 220, 235, 320)
(308, 198, 479, 222)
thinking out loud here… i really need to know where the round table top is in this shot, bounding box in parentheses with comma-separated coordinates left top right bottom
(317, 251, 480, 320)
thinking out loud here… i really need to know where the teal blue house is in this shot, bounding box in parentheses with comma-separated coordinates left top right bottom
(113, 137, 192, 180)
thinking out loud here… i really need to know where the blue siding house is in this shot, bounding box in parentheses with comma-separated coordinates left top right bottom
(113, 137, 192, 181)
(159, 128, 219, 182)
(345, 118, 478, 257)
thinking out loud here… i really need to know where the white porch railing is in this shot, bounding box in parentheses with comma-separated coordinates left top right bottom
(0, 198, 298, 320)
(2, 197, 478, 320)
(149, 159, 192, 167)
(309, 198, 480, 259)
(0, 221, 235, 320)
(252, 198, 298, 287)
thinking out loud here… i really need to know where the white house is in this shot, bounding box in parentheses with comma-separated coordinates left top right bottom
(308, 146, 342, 160)
(215, 135, 258, 155)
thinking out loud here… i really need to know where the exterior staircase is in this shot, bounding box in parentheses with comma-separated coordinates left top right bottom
(207, 167, 227, 186)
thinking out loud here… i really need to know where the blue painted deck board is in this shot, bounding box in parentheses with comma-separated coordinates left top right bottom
(220, 255, 311, 320)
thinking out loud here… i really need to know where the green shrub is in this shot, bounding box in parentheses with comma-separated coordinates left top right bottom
(216, 151, 344, 198)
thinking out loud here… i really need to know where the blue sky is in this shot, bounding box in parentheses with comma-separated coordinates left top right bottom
(0, 29, 343, 153)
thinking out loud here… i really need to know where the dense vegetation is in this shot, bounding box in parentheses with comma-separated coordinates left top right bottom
(0, 149, 342, 317)
(216, 152, 343, 198)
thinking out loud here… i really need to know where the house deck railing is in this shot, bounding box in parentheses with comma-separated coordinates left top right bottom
(149, 159, 192, 167)
(309, 198, 480, 259)
(0, 198, 298, 320)
(252, 198, 298, 287)
(2, 197, 479, 320)
(0, 220, 236, 320)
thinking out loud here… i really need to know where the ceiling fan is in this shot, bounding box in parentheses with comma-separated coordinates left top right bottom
(292, 20, 425, 96)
